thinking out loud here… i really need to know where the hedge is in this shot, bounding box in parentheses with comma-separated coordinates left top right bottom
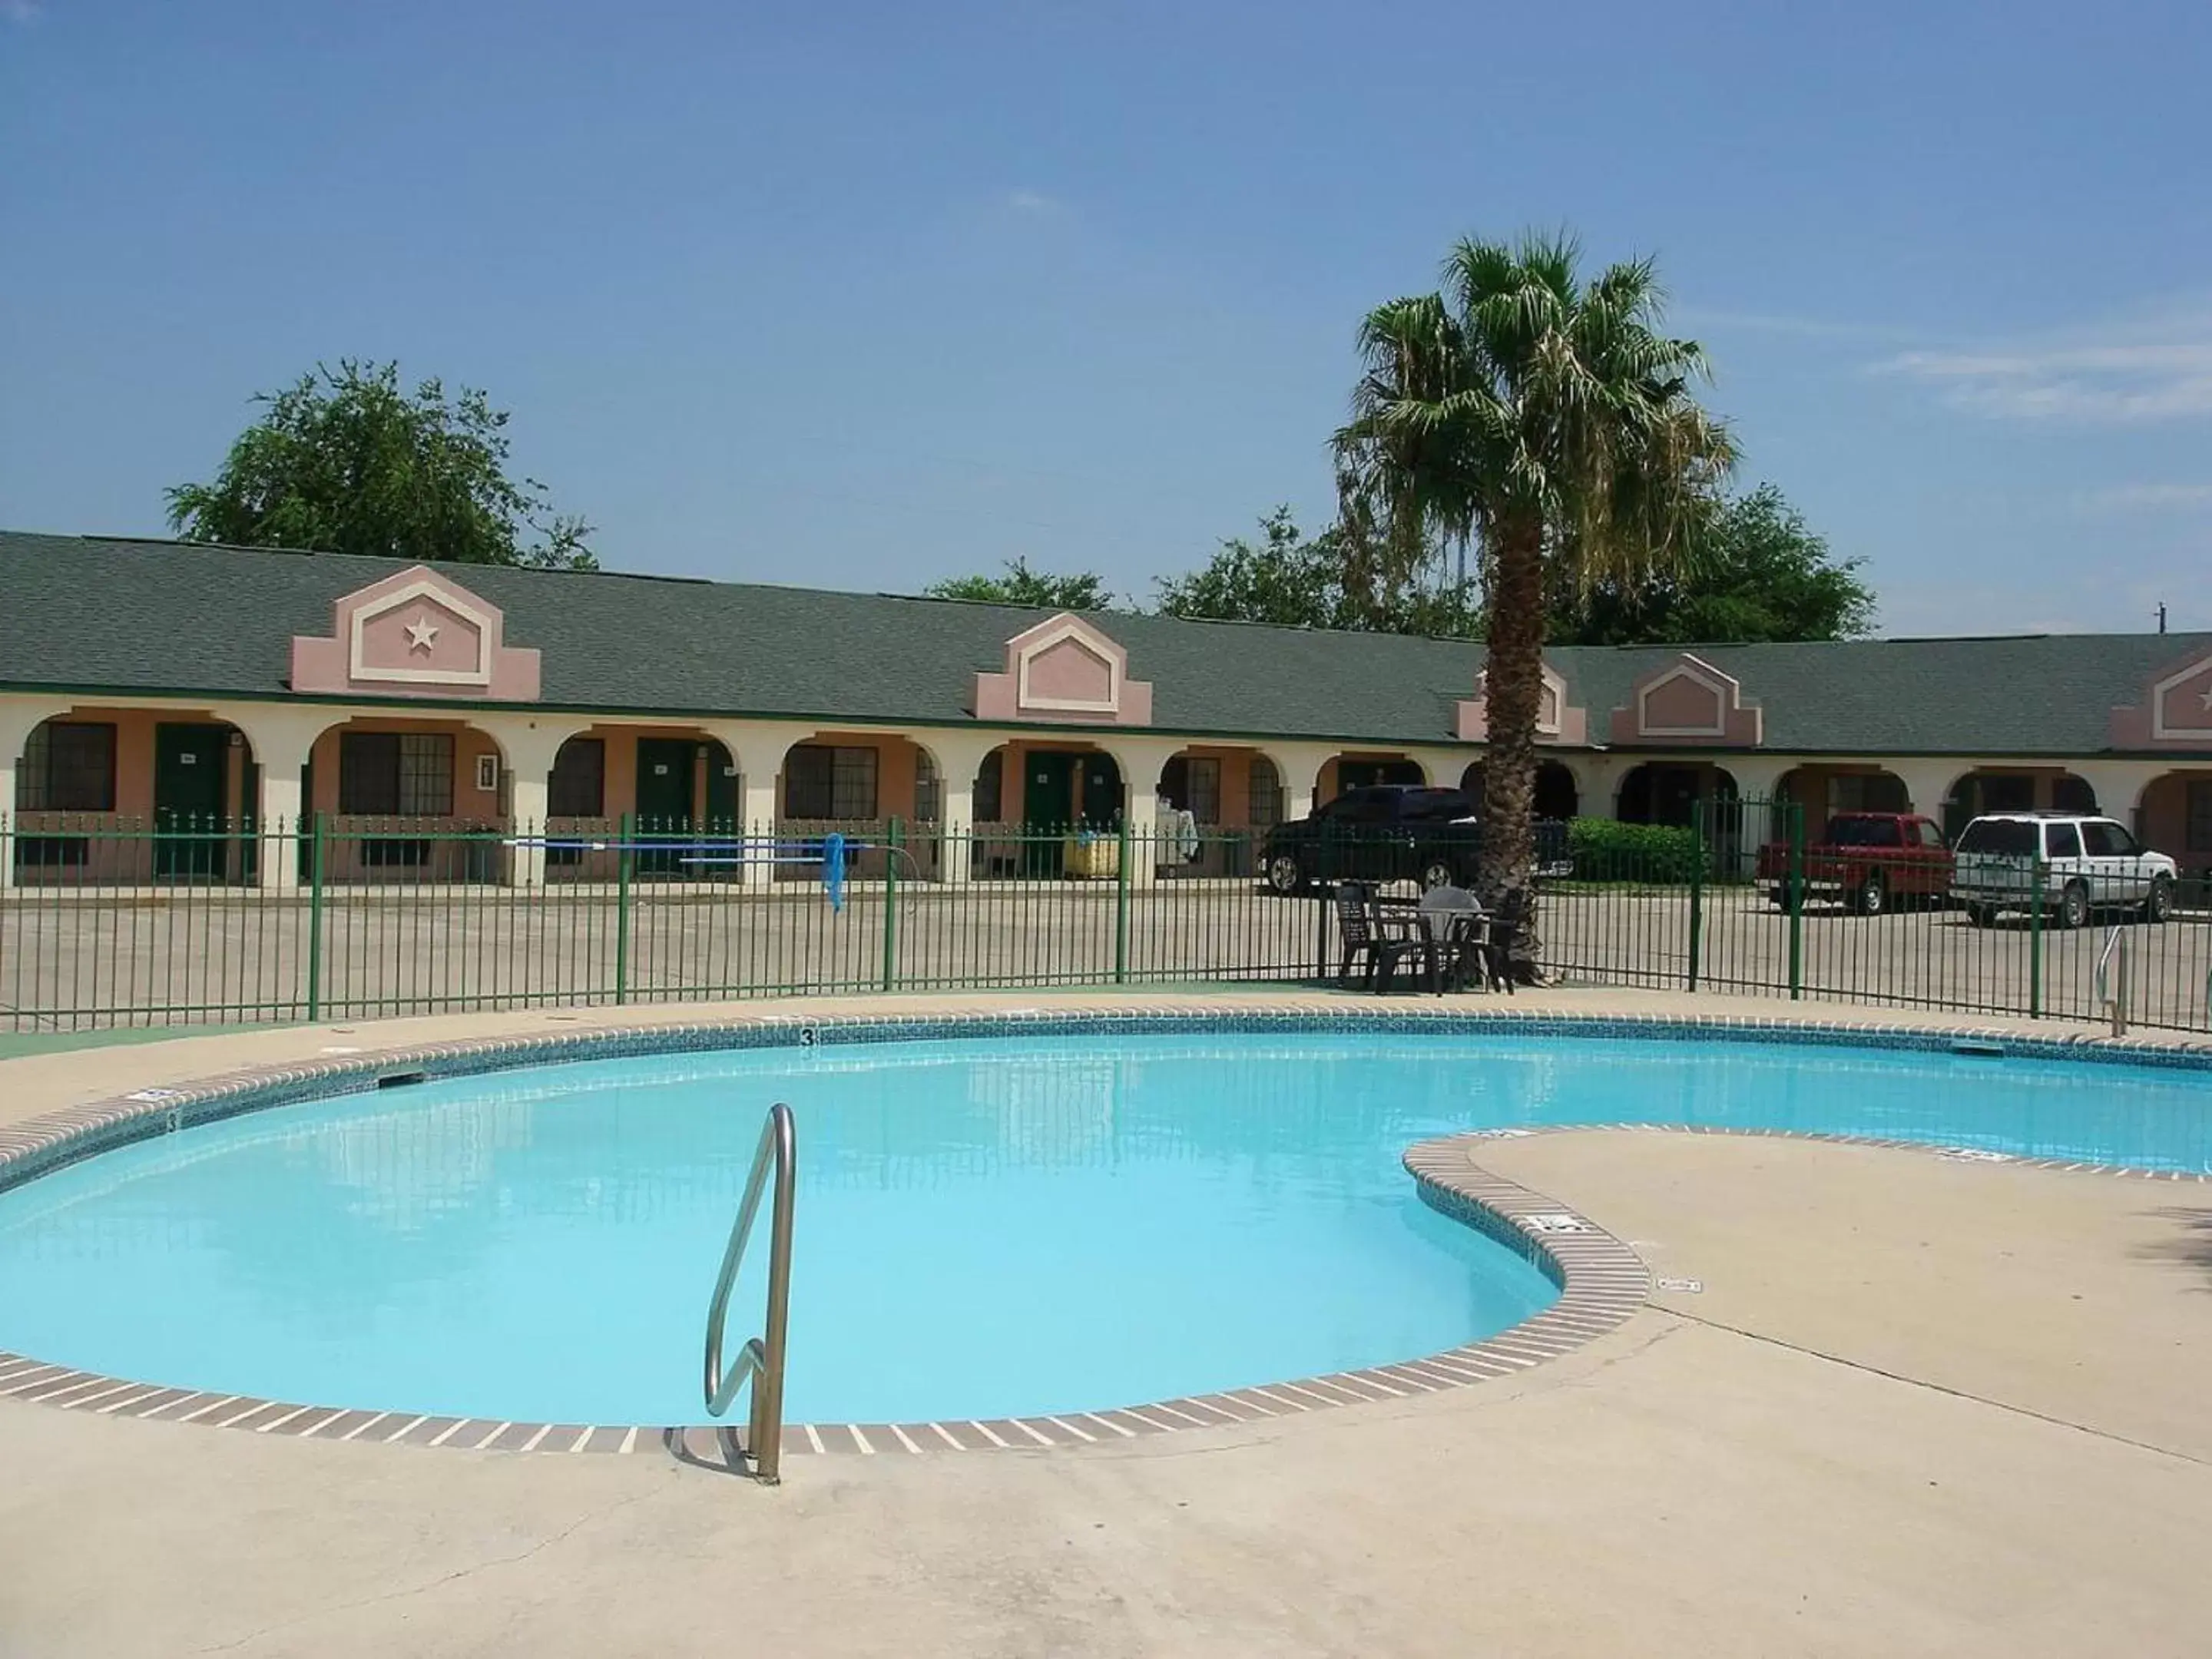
(1565, 817, 1705, 883)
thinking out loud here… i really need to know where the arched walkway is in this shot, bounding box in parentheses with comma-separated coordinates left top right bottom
(1322, 753, 1425, 798)
(1775, 763, 1909, 821)
(969, 739, 1125, 878)
(1616, 761, 1737, 829)
(1459, 760, 1579, 821)
(2135, 769, 2212, 882)
(305, 715, 512, 885)
(1942, 768, 2098, 840)
(10, 708, 266, 888)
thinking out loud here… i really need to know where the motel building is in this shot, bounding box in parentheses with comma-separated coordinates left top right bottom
(3, 529, 2212, 891)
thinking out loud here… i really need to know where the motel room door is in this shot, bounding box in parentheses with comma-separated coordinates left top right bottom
(1022, 750, 1076, 875)
(153, 723, 231, 880)
(634, 737, 697, 875)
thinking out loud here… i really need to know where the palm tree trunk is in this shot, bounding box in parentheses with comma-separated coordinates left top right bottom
(1479, 522, 1545, 979)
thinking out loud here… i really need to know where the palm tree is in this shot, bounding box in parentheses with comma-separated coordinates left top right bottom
(1334, 232, 1734, 949)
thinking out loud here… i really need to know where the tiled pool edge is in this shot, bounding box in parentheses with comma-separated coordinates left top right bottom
(2, 1000, 2207, 1459)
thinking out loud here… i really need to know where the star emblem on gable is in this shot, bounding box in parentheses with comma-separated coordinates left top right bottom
(404, 614, 439, 654)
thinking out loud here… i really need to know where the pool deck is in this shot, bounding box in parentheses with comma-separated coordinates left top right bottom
(4, 988, 2211, 1656)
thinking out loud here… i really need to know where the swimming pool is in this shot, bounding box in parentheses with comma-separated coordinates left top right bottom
(2, 1022, 2209, 1430)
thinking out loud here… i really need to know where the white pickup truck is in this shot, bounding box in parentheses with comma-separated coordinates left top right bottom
(1949, 813, 2177, 929)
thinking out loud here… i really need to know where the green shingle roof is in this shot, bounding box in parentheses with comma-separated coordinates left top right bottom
(1, 530, 2204, 757)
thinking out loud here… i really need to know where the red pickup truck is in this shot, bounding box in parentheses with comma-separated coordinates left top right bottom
(1755, 812, 1953, 916)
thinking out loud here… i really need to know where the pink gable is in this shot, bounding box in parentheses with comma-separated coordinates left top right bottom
(1608, 654, 1762, 746)
(973, 613, 1154, 726)
(291, 565, 541, 700)
(2109, 651, 2212, 748)
(1455, 663, 1586, 744)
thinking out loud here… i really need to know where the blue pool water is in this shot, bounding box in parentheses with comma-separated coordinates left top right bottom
(1, 1030, 2208, 1426)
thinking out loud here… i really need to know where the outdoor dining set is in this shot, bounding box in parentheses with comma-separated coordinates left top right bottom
(1332, 880, 1528, 996)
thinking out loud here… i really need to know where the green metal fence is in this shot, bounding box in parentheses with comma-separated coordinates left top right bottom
(4, 805, 2209, 1035)
(0, 815, 1332, 1031)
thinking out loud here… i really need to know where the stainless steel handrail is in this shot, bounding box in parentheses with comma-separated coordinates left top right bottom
(2094, 925, 2128, 1038)
(703, 1101, 796, 1483)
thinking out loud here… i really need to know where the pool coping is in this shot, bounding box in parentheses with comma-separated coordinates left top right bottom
(2, 1002, 2208, 1459)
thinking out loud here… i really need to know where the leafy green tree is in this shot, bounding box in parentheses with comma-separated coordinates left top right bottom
(1551, 484, 1873, 644)
(1333, 231, 1734, 914)
(166, 359, 596, 569)
(925, 558, 1112, 609)
(1157, 507, 1483, 636)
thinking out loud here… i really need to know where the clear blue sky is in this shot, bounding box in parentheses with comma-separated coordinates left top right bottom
(5, 0, 2210, 635)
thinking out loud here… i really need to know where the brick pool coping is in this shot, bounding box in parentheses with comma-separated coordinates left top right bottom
(2, 1002, 2208, 1459)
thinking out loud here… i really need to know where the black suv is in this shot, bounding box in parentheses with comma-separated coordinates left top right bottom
(1260, 785, 1571, 894)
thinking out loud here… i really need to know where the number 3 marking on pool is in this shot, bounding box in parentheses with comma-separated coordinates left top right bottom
(798, 1025, 817, 1048)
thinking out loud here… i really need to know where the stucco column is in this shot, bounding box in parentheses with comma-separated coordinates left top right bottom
(1410, 747, 1479, 791)
(210, 707, 326, 893)
(1101, 737, 1182, 889)
(1886, 758, 1966, 823)
(922, 732, 1002, 886)
(1720, 753, 1793, 802)
(1558, 751, 1614, 821)
(703, 722, 796, 892)
(2067, 760, 2161, 827)
(475, 715, 580, 889)
(1268, 743, 1339, 823)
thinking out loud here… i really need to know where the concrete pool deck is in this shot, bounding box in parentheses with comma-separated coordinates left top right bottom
(2, 988, 2210, 1655)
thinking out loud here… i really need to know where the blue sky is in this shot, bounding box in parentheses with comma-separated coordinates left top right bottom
(5, 1, 2210, 636)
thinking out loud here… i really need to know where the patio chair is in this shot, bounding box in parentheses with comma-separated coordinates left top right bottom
(1333, 882, 1430, 992)
(1416, 885, 1486, 995)
(1475, 889, 1532, 995)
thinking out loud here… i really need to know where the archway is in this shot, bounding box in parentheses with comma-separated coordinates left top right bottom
(1942, 768, 2098, 841)
(970, 739, 1124, 878)
(1157, 745, 1278, 878)
(1459, 760, 1578, 821)
(307, 716, 510, 884)
(2136, 770, 2212, 881)
(1615, 761, 1736, 829)
(1321, 753, 1425, 800)
(13, 709, 266, 887)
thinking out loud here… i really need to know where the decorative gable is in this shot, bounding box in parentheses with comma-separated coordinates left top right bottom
(973, 613, 1154, 726)
(2108, 650, 2212, 749)
(1456, 663, 1585, 744)
(290, 565, 541, 700)
(1608, 654, 1762, 746)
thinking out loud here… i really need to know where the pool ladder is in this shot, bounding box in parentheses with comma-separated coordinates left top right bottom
(703, 1101, 796, 1483)
(2094, 926, 2129, 1038)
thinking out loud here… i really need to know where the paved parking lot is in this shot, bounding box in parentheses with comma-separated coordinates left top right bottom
(3, 879, 2208, 1033)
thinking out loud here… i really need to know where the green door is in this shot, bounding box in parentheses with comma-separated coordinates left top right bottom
(154, 724, 230, 880)
(634, 737, 696, 875)
(704, 743, 739, 830)
(1022, 750, 1077, 875)
(702, 742, 740, 881)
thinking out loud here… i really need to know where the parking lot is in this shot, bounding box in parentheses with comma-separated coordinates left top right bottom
(2, 878, 2207, 1034)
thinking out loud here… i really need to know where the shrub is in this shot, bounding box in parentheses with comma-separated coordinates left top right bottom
(1566, 817, 1704, 884)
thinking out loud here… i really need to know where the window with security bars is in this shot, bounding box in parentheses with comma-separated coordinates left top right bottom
(975, 750, 1004, 820)
(783, 745, 879, 819)
(1247, 757, 1283, 828)
(548, 738, 606, 816)
(914, 750, 942, 822)
(339, 731, 455, 816)
(1163, 756, 1220, 823)
(16, 721, 117, 811)
(2187, 780, 2212, 853)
